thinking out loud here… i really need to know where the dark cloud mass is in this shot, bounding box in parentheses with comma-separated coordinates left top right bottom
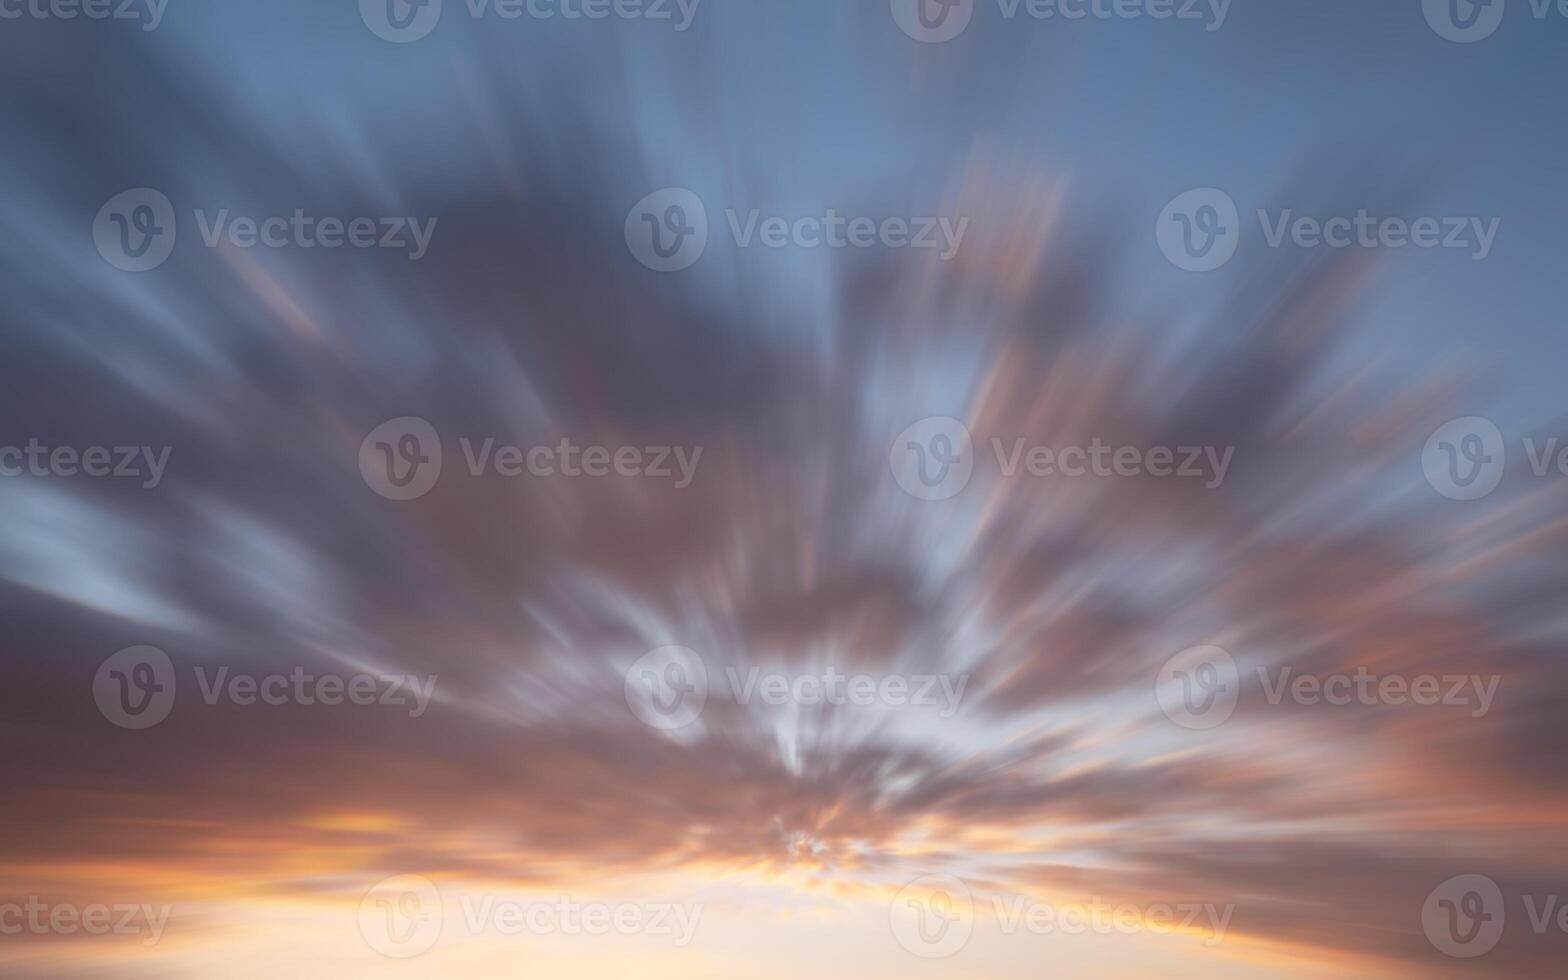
(2, 2, 1567, 977)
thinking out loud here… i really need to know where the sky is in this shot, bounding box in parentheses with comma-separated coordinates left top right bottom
(2, 0, 1567, 977)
